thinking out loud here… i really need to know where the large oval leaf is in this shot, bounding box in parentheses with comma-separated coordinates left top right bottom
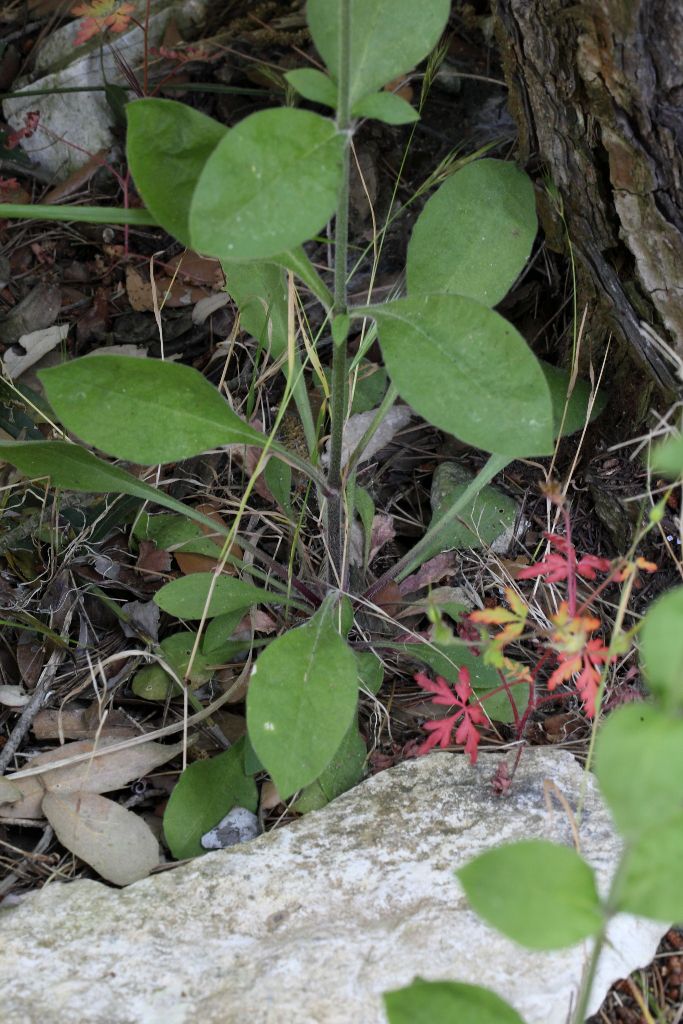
(307, 0, 450, 107)
(407, 159, 537, 306)
(39, 356, 265, 464)
(126, 98, 227, 246)
(361, 295, 553, 457)
(595, 703, 683, 838)
(457, 840, 603, 949)
(247, 603, 358, 798)
(190, 108, 344, 261)
(154, 573, 301, 619)
(163, 739, 257, 860)
(616, 813, 683, 921)
(639, 585, 683, 710)
(384, 980, 525, 1024)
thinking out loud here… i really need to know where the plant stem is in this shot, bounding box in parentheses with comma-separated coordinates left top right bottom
(326, 0, 352, 581)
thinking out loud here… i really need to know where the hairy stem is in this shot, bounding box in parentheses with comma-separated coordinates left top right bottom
(326, 0, 352, 581)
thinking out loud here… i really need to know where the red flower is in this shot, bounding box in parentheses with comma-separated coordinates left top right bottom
(415, 667, 487, 764)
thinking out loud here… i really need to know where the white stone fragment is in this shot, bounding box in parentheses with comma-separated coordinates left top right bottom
(0, 750, 668, 1024)
(201, 807, 260, 850)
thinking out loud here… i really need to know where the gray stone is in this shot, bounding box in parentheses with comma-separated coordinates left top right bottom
(0, 750, 667, 1023)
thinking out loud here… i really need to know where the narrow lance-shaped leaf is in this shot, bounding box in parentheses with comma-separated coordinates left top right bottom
(39, 356, 266, 465)
(307, 0, 450, 107)
(190, 108, 344, 262)
(358, 295, 554, 457)
(407, 159, 537, 306)
(126, 98, 227, 246)
(247, 599, 359, 798)
(0, 441, 237, 537)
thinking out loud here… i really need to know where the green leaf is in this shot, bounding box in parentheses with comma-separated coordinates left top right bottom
(616, 812, 683, 921)
(541, 361, 605, 439)
(421, 461, 519, 559)
(356, 651, 384, 695)
(407, 159, 537, 307)
(264, 456, 292, 514)
(224, 260, 289, 358)
(350, 363, 387, 414)
(202, 611, 245, 656)
(595, 703, 683, 838)
(307, 0, 450, 107)
(353, 484, 375, 566)
(126, 98, 227, 246)
(161, 631, 214, 685)
(132, 664, 175, 701)
(292, 721, 366, 813)
(360, 295, 554, 457)
(652, 434, 683, 478)
(134, 513, 224, 560)
(285, 68, 337, 109)
(154, 573, 300, 620)
(40, 356, 265, 464)
(246, 601, 359, 798)
(457, 840, 603, 949)
(190, 108, 344, 262)
(275, 247, 333, 308)
(163, 739, 257, 860)
(384, 979, 526, 1024)
(0, 441, 232, 536)
(352, 91, 419, 124)
(640, 586, 683, 709)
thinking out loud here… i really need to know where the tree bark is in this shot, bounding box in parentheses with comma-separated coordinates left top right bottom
(494, 0, 683, 398)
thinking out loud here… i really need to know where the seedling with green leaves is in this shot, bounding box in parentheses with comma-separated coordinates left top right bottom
(0, 0, 600, 853)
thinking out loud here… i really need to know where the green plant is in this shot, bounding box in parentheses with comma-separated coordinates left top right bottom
(384, 468, 683, 1021)
(0, 0, 600, 854)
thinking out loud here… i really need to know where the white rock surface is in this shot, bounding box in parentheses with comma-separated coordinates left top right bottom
(0, 750, 667, 1023)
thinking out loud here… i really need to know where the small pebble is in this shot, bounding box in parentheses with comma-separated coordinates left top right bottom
(201, 807, 260, 850)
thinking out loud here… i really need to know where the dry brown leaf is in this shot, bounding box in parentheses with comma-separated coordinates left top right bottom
(259, 780, 282, 811)
(41, 149, 108, 205)
(39, 737, 185, 797)
(166, 251, 224, 287)
(2, 736, 184, 820)
(136, 539, 172, 575)
(42, 791, 159, 886)
(32, 709, 137, 741)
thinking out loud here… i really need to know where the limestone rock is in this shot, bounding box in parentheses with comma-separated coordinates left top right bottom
(0, 749, 667, 1023)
